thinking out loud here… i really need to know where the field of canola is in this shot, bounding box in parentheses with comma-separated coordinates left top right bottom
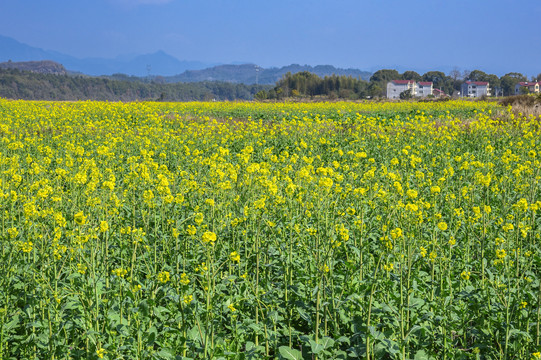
(0, 99, 540, 360)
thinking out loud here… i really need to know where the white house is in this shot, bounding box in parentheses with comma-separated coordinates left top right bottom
(417, 82, 434, 97)
(387, 80, 415, 99)
(461, 81, 490, 98)
(515, 81, 540, 94)
(387, 80, 433, 99)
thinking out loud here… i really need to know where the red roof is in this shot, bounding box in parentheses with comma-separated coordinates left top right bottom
(418, 82, 433, 86)
(518, 82, 540, 86)
(392, 80, 415, 84)
(465, 81, 489, 86)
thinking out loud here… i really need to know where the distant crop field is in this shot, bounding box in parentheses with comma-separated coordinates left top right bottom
(0, 99, 540, 359)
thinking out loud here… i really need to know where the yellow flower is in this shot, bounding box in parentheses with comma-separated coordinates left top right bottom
(21, 241, 33, 253)
(228, 303, 237, 312)
(96, 347, 106, 359)
(77, 263, 87, 274)
(390, 227, 402, 239)
(157, 271, 170, 284)
(112, 268, 128, 278)
(406, 189, 418, 199)
(74, 211, 86, 225)
(318, 177, 333, 188)
(99, 221, 109, 233)
(179, 273, 190, 285)
(461, 271, 471, 280)
(7, 227, 18, 239)
(183, 294, 193, 304)
(229, 251, 240, 263)
(437, 222, 448, 231)
(253, 196, 266, 209)
(202, 231, 217, 245)
(186, 225, 197, 236)
(194, 212, 204, 224)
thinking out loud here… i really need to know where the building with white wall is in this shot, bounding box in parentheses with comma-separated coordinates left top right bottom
(461, 81, 490, 98)
(387, 80, 433, 99)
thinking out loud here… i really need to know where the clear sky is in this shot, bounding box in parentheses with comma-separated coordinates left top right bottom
(1, 0, 540, 76)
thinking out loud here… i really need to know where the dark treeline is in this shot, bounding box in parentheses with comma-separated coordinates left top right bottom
(257, 69, 541, 100)
(2, 67, 540, 102)
(256, 71, 370, 100)
(0, 68, 272, 101)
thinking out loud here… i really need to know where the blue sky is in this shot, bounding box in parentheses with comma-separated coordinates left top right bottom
(1, 0, 540, 76)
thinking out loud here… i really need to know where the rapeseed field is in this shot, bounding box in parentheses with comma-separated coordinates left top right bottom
(0, 99, 540, 359)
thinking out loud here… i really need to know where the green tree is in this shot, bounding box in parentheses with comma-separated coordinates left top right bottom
(423, 71, 453, 95)
(370, 69, 401, 83)
(254, 90, 268, 100)
(367, 82, 383, 98)
(401, 71, 422, 81)
(466, 70, 489, 82)
(399, 89, 413, 100)
(500, 72, 527, 96)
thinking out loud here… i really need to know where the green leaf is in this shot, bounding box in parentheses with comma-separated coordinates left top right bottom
(2, 315, 20, 332)
(157, 348, 175, 359)
(309, 339, 324, 354)
(278, 346, 303, 360)
(138, 299, 150, 317)
(320, 336, 335, 349)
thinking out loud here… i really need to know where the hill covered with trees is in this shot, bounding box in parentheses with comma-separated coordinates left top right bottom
(0, 68, 271, 101)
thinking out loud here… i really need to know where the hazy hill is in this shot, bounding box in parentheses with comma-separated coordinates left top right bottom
(0, 35, 211, 76)
(167, 64, 372, 84)
(0, 35, 373, 83)
(0, 60, 67, 75)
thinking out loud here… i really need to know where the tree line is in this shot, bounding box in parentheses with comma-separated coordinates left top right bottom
(1, 67, 539, 102)
(0, 68, 272, 101)
(256, 69, 540, 100)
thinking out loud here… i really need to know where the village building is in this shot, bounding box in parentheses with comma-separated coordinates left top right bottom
(461, 81, 490, 98)
(515, 81, 540, 94)
(386, 80, 433, 99)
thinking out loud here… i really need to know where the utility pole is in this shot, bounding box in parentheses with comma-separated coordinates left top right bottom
(255, 65, 260, 85)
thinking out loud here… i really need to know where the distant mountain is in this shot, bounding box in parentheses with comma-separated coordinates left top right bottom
(0, 35, 211, 76)
(0, 35, 52, 61)
(0, 60, 67, 75)
(0, 35, 372, 84)
(167, 64, 372, 84)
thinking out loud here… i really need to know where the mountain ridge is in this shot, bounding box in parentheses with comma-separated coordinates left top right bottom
(0, 35, 372, 82)
(0, 35, 211, 76)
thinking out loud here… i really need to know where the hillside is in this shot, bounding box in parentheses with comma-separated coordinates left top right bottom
(0, 68, 271, 101)
(166, 64, 372, 84)
(0, 35, 372, 82)
(0, 60, 67, 75)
